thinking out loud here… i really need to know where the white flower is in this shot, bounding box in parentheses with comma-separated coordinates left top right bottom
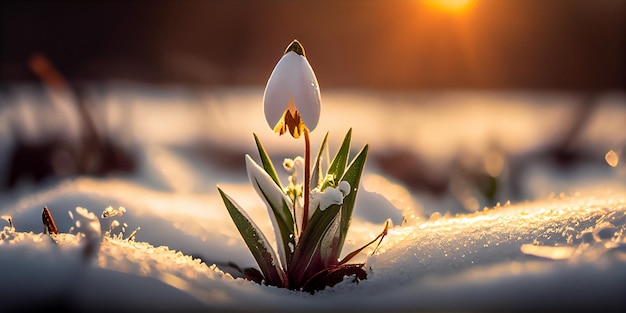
(263, 39, 321, 139)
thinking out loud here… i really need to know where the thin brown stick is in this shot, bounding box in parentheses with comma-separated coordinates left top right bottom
(302, 127, 311, 232)
(42, 206, 58, 235)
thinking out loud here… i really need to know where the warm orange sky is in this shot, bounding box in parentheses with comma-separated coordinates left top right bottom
(1, 0, 624, 91)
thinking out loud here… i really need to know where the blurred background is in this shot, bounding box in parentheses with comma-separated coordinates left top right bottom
(1, 0, 624, 90)
(0, 0, 624, 215)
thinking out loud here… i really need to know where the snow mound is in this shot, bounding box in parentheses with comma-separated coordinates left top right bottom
(1, 186, 624, 311)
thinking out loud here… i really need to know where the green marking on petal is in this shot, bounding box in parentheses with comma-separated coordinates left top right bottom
(285, 39, 305, 56)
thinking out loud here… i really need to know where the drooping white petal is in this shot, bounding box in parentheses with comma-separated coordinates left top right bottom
(263, 54, 293, 129)
(263, 50, 321, 131)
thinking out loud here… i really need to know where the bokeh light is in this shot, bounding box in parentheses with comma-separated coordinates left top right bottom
(424, 0, 475, 13)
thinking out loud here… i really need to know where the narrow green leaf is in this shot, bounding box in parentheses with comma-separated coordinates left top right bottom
(253, 177, 296, 266)
(325, 129, 352, 189)
(336, 144, 369, 256)
(217, 187, 288, 288)
(289, 203, 342, 287)
(253, 133, 283, 189)
(310, 132, 329, 190)
(246, 155, 295, 267)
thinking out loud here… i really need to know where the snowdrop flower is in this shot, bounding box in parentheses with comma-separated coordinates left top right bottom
(218, 40, 385, 292)
(263, 39, 321, 139)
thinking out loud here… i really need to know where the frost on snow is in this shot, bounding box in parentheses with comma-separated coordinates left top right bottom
(101, 206, 127, 219)
(70, 207, 102, 263)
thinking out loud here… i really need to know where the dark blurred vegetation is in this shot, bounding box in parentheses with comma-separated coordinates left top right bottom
(3, 53, 136, 190)
(0, 1, 623, 211)
(1, 0, 624, 91)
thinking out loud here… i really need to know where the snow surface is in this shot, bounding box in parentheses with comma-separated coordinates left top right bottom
(0, 86, 625, 312)
(2, 182, 625, 312)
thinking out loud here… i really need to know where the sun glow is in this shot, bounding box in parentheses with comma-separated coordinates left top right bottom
(424, 0, 474, 13)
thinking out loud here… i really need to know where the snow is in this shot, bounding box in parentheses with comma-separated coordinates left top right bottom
(245, 154, 293, 216)
(2, 185, 624, 311)
(310, 181, 351, 213)
(0, 86, 625, 311)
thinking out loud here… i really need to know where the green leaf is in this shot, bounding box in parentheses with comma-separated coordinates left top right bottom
(253, 133, 283, 189)
(289, 203, 342, 287)
(336, 144, 369, 256)
(252, 177, 296, 267)
(245, 155, 295, 269)
(217, 187, 288, 288)
(324, 129, 352, 189)
(310, 132, 329, 190)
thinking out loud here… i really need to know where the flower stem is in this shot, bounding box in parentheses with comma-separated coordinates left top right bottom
(302, 127, 311, 232)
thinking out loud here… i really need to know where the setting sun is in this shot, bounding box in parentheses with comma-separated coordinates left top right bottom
(424, 0, 474, 13)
